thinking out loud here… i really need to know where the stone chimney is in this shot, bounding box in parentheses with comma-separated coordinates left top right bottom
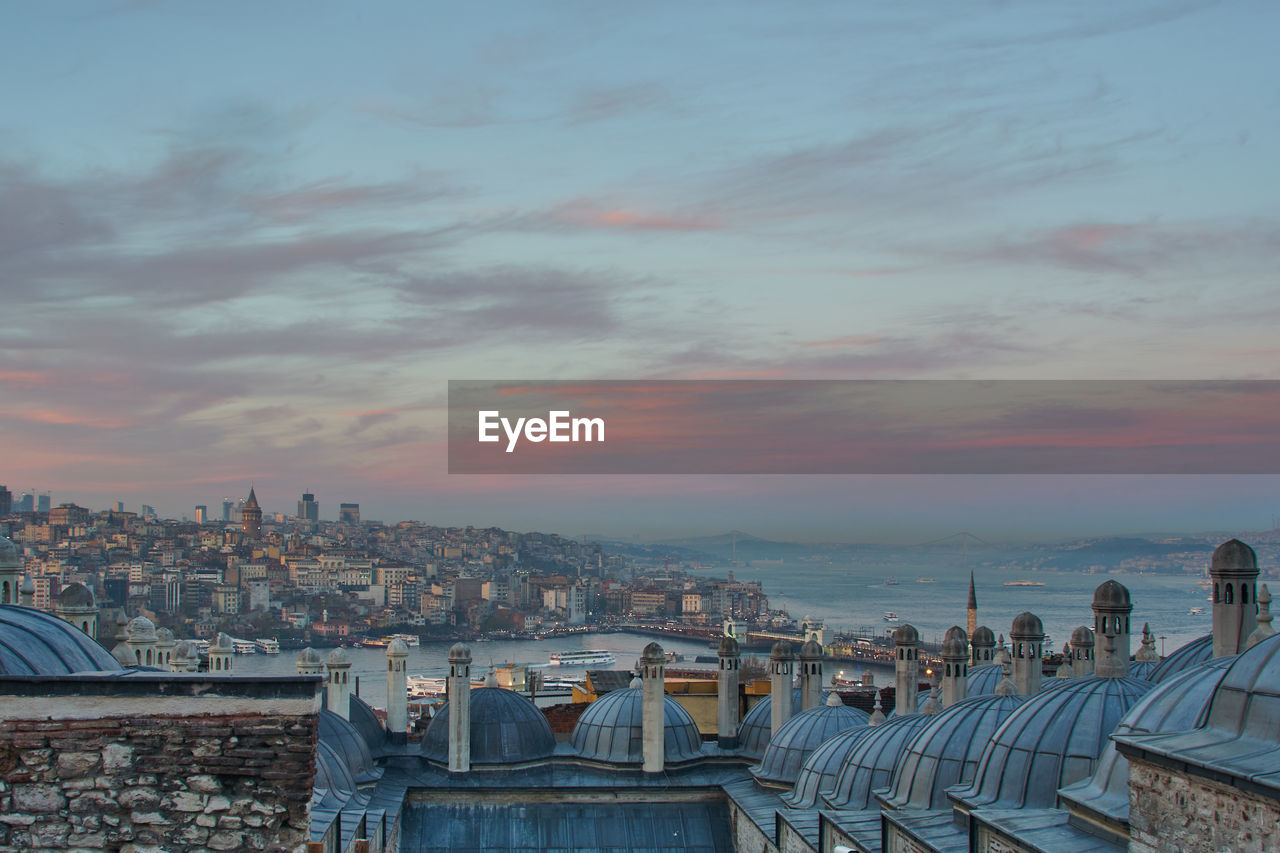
(1093, 580, 1132, 678)
(717, 635, 741, 749)
(770, 640, 794, 736)
(386, 639, 410, 735)
(893, 624, 919, 716)
(447, 643, 472, 772)
(208, 632, 233, 674)
(295, 647, 325, 676)
(970, 626, 995, 666)
(19, 576, 34, 607)
(1009, 613, 1044, 695)
(941, 626, 969, 708)
(641, 641, 666, 774)
(799, 639, 824, 711)
(1070, 626, 1094, 677)
(326, 648, 353, 720)
(1211, 539, 1259, 658)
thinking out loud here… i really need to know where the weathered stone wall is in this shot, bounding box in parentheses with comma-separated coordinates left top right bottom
(1129, 757, 1280, 853)
(727, 798, 778, 853)
(0, 674, 320, 853)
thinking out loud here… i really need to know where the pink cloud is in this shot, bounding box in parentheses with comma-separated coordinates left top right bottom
(552, 199, 720, 231)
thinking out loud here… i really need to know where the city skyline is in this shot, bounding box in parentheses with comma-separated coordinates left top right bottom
(4, 3, 1280, 540)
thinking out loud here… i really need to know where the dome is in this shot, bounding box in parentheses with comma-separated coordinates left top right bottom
(318, 709, 381, 784)
(314, 739, 356, 797)
(736, 689, 802, 758)
(154, 627, 173, 644)
(0, 605, 122, 675)
(0, 536, 17, 565)
(799, 639, 823, 660)
(951, 675, 1152, 810)
(971, 626, 995, 647)
(297, 647, 324, 667)
(718, 635, 739, 656)
(327, 648, 349, 665)
(782, 725, 878, 808)
(211, 632, 233, 651)
(1149, 634, 1213, 683)
(448, 643, 471, 661)
(1010, 612, 1044, 637)
(1211, 538, 1256, 572)
(1092, 579, 1131, 610)
(126, 616, 156, 641)
(770, 640, 793, 659)
(641, 641, 665, 663)
(967, 663, 1004, 696)
(1059, 656, 1232, 824)
(387, 638, 409, 656)
(1128, 660, 1158, 680)
(423, 687, 555, 765)
(822, 713, 933, 809)
(944, 626, 966, 643)
(880, 694, 1027, 810)
(1071, 626, 1094, 646)
(753, 695, 870, 786)
(893, 624, 918, 645)
(942, 636, 968, 659)
(570, 687, 703, 764)
(56, 583, 95, 610)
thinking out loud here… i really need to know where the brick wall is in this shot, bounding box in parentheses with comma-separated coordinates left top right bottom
(1128, 757, 1280, 853)
(0, 675, 320, 853)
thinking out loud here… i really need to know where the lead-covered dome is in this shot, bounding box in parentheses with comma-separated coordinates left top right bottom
(736, 689, 802, 757)
(880, 693, 1027, 810)
(822, 713, 933, 809)
(126, 616, 156, 641)
(967, 663, 1004, 696)
(951, 675, 1151, 810)
(0, 605, 121, 674)
(1211, 538, 1256, 571)
(753, 694, 870, 786)
(892, 624, 919, 645)
(423, 687, 555, 765)
(1093, 579, 1131, 609)
(56, 583, 96, 609)
(783, 725, 877, 808)
(570, 686, 703, 764)
(318, 709, 382, 784)
(1149, 634, 1212, 683)
(1011, 611, 1044, 636)
(971, 626, 995, 647)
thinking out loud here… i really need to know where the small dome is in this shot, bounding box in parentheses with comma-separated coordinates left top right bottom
(154, 627, 174, 644)
(570, 687, 702, 764)
(1129, 660, 1158, 680)
(1010, 612, 1043, 638)
(770, 640, 793, 659)
(822, 713, 933, 809)
(387, 638, 409, 656)
(799, 639, 823, 660)
(448, 643, 471, 662)
(126, 616, 156, 641)
(318, 709, 382, 785)
(641, 641, 665, 663)
(880, 693, 1027, 810)
(718, 635, 739, 656)
(971, 626, 995, 647)
(297, 647, 324, 666)
(753, 700, 870, 786)
(967, 663, 1004, 696)
(736, 689, 802, 757)
(1092, 580, 1131, 611)
(56, 583, 96, 610)
(782, 725, 877, 808)
(893, 624, 919, 646)
(327, 648, 349, 665)
(1149, 634, 1213, 683)
(0, 606, 122, 675)
(1211, 538, 1257, 572)
(1196, 632, 1280, 740)
(173, 640, 198, 661)
(944, 626, 967, 643)
(942, 636, 968, 660)
(1071, 626, 1094, 647)
(951, 675, 1152, 810)
(0, 536, 18, 566)
(211, 632, 233, 651)
(424, 687, 555, 765)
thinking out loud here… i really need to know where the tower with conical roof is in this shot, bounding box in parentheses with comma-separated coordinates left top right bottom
(967, 571, 978, 642)
(1210, 538, 1258, 657)
(241, 486, 263, 540)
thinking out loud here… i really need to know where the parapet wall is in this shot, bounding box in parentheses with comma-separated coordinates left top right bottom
(0, 673, 321, 853)
(1128, 757, 1280, 853)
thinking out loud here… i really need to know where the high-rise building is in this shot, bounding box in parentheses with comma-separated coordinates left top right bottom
(0, 486, 10, 517)
(241, 487, 263, 539)
(194, 505, 207, 524)
(18, 493, 34, 513)
(113, 500, 125, 513)
(36, 494, 51, 513)
(297, 492, 319, 523)
(338, 503, 360, 524)
(221, 499, 234, 522)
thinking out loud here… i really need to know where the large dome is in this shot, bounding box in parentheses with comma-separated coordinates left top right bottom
(0, 605, 121, 675)
(736, 689, 802, 758)
(967, 663, 1005, 696)
(951, 675, 1152, 810)
(782, 726, 877, 809)
(318, 709, 381, 785)
(570, 687, 703, 765)
(753, 695, 870, 786)
(1149, 634, 1213, 683)
(822, 713, 932, 810)
(422, 687, 555, 765)
(879, 693, 1027, 810)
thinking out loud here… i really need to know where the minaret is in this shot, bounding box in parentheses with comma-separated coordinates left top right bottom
(1070, 626, 1095, 677)
(447, 643, 472, 772)
(1210, 539, 1259, 657)
(1246, 584, 1274, 650)
(209, 632, 234, 673)
(799, 639, 824, 711)
(717, 635, 741, 749)
(640, 641, 666, 774)
(769, 640, 794, 736)
(970, 626, 995, 666)
(893, 624, 919, 716)
(1093, 580, 1132, 678)
(967, 571, 978, 641)
(940, 627, 969, 708)
(327, 648, 353, 720)
(1134, 623, 1159, 663)
(296, 647, 325, 676)
(0, 535, 21, 605)
(241, 486, 263, 540)
(386, 639, 409, 736)
(1010, 612, 1044, 695)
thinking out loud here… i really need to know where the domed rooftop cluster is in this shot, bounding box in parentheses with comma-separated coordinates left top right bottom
(423, 687, 555, 765)
(736, 689, 802, 758)
(318, 710, 382, 785)
(783, 726, 877, 809)
(1149, 634, 1213, 683)
(570, 685, 703, 765)
(0, 606, 121, 675)
(753, 693, 870, 786)
(822, 713, 933, 809)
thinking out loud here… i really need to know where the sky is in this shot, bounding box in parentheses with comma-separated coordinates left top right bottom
(2, 1, 1279, 542)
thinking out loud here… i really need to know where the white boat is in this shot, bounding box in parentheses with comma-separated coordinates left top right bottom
(231, 639, 257, 654)
(883, 612, 899, 622)
(884, 578, 900, 586)
(548, 649, 616, 666)
(1190, 607, 1205, 615)
(407, 676, 447, 699)
(253, 638, 280, 654)
(389, 633, 420, 647)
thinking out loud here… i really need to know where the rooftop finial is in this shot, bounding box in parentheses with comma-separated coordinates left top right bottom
(869, 692, 886, 726)
(1246, 584, 1275, 649)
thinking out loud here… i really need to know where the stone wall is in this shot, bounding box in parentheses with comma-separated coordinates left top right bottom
(0, 674, 320, 853)
(1128, 757, 1280, 853)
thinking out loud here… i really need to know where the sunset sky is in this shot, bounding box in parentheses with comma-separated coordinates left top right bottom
(3, 2, 1279, 541)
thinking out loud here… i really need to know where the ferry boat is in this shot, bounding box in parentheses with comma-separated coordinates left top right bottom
(407, 676, 446, 699)
(1190, 607, 1205, 615)
(883, 578, 900, 585)
(389, 633, 420, 647)
(916, 578, 936, 584)
(883, 612, 899, 622)
(230, 639, 257, 654)
(1003, 580, 1046, 587)
(548, 650, 616, 666)
(253, 638, 280, 654)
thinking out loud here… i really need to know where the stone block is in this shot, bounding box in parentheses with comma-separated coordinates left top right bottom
(56, 751, 101, 777)
(101, 743, 134, 772)
(204, 794, 232, 813)
(207, 829, 245, 850)
(187, 774, 221, 794)
(117, 787, 159, 810)
(12, 782, 66, 813)
(165, 790, 206, 812)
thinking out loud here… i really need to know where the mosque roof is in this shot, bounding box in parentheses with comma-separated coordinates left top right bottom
(1149, 634, 1213, 683)
(0, 605, 122, 675)
(752, 695, 870, 786)
(318, 709, 382, 784)
(736, 689, 801, 758)
(822, 712, 933, 810)
(782, 725, 878, 809)
(570, 686, 703, 765)
(423, 687, 555, 765)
